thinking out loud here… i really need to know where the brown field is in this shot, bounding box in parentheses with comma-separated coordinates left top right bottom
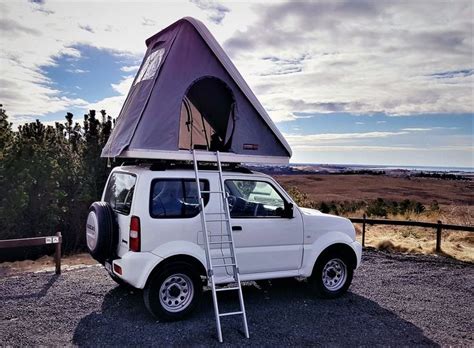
(274, 174, 474, 206)
(274, 174, 474, 262)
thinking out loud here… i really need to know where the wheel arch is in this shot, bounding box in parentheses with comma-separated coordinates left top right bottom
(145, 254, 207, 288)
(312, 243, 357, 276)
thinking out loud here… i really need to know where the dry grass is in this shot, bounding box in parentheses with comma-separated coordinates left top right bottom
(353, 206, 474, 262)
(0, 253, 97, 276)
(275, 174, 474, 206)
(274, 174, 473, 262)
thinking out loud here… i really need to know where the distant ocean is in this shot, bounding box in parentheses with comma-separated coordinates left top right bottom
(290, 163, 474, 173)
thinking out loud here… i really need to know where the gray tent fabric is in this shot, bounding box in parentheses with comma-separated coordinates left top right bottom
(102, 17, 292, 162)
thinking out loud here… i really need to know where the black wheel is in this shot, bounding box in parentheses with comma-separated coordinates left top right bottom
(85, 202, 117, 264)
(310, 251, 354, 299)
(143, 262, 203, 321)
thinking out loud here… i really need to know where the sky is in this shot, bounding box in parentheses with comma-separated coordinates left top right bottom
(1, 0, 473, 167)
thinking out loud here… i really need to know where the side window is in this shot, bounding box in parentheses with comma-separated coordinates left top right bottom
(134, 47, 165, 86)
(225, 180, 286, 218)
(150, 179, 209, 218)
(104, 172, 137, 215)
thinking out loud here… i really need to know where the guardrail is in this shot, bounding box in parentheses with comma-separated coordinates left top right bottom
(349, 215, 474, 252)
(0, 232, 62, 274)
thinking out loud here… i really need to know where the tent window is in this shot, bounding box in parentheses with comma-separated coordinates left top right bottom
(134, 47, 165, 86)
(179, 77, 235, 151)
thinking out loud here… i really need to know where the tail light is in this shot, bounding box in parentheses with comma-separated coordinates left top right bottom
(129, 216, 141, 252)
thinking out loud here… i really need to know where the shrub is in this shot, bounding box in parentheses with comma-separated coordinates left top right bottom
(366, 198, 388, 217)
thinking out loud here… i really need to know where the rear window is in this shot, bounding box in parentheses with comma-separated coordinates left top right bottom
(150, 179, 209, 218)
(104, 172, 137, 215)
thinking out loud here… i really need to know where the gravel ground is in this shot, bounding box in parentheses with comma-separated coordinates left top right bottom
(0, 249, 473, 346)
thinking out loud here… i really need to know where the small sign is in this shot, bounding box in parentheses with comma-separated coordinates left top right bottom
(45, 237, 53, 244)
(52, 237, 59, 243)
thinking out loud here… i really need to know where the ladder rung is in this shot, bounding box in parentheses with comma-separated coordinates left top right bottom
(206, 219, 229, 223)
(219, 311, 243, 317)
(206, 212, 226, 215)
(216, 286, 240, 292)
(201, 190, 224, 194)
(213, 263, 236, 268)
(211, 256, 234, 260)
(209, 241, 232, 244)
(208, 234, 231, 237)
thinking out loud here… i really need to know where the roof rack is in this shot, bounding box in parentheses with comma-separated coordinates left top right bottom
(119, 159, 253, 174)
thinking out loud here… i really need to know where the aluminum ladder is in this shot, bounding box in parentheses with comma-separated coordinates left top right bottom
(192, 150, 250, 343)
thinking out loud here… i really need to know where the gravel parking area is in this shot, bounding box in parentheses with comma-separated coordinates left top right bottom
(0, 249, 472, 346)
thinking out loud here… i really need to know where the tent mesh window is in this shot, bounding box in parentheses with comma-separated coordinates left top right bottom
(179, 77, 235, 152)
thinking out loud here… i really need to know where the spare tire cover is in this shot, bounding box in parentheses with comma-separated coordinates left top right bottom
(86, 202, 117, 264)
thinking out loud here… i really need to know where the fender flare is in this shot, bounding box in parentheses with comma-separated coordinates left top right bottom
(140, 241, 208, 287)
(301, 231, 358, 276)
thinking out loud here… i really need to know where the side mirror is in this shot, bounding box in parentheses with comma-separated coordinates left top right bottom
(282, 202, 294, 218)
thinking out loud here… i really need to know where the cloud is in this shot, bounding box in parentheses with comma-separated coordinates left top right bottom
(120, 65, 139, 73)
(142, 17, 156, 27)
(111, 76, 134, 95)
(66, 68, 89, 74)
(223, 0, 473, 118)
(79, 24, 94, 33)
(429, 69, 473, 79)
(0, 18, 40, 36)
(1, 54, 89, 117)
(88, 95, 125, 119)
(292, 145, 421, 152)
(88, 76, 134, 118)
(401, 128, 432, 131)
(190, 0, 230, 24)
(1, 0, 472, 133)
(284, 131, 409, 145)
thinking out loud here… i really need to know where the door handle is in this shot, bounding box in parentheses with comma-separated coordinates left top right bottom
(232, 225, 242, 231)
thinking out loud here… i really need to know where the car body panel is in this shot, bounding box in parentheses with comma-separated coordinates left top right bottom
(102, 165, 362, 289)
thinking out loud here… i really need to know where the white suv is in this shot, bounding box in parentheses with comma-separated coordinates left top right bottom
(86, 163, 362, 320)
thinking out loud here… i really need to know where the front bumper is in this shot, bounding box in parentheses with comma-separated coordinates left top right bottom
(352, 240, 363, 268)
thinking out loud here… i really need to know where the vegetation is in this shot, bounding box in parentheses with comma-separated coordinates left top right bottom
(0, 106, 113, 260)
(286, 186, 431, 218)
(413, 172, 468, 181)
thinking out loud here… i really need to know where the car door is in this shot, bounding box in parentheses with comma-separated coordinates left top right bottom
(224, 176, 304, 275)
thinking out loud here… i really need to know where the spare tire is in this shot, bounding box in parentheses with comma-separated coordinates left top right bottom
(86, 202, 117, 264)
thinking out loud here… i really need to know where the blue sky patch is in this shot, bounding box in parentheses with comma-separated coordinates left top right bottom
(41, 44, 139, 103)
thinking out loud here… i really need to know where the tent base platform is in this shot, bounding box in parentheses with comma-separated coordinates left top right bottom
(111, 149, 289, 164)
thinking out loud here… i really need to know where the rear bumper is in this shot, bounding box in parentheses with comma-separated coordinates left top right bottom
(109, 252, 163, 289)
(352, 240, 363, 268)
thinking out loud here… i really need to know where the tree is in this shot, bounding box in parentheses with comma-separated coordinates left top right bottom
(0, 108, 114, 261)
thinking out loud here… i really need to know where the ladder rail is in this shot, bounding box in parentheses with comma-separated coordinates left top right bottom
(192, 150, 223, 342)
(193, 150, 249, 342)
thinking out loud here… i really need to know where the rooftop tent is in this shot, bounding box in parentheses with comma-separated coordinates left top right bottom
(102, 17, 292, 164)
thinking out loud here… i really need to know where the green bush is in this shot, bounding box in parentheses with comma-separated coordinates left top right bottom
(0, 106, 114, 260)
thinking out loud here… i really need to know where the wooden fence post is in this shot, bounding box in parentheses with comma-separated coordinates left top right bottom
(55, 232, 62, 275)
(362, 214, 366, 247)
(436, 221, 442, 253)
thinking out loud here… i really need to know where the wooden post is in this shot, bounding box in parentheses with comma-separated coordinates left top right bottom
(55, 232, 62, 275)
(436, 221, 442, 253)
(362, 214, 366, 247)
